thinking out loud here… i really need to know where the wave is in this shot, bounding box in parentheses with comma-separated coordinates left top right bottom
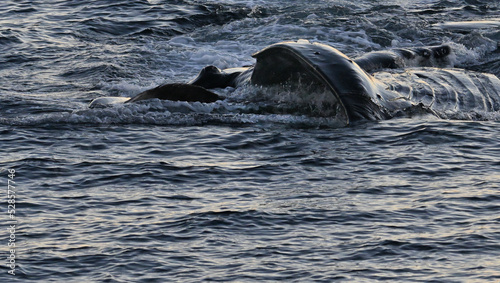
(1, 95, 499, 130)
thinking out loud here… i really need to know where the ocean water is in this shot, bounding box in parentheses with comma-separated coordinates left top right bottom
(1, 0, 500, 282)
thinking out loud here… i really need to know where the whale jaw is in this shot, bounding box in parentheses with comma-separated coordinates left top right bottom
(251, 40, 394, 124)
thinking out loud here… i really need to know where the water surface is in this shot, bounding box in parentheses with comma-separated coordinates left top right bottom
(1, 0, 500, 282)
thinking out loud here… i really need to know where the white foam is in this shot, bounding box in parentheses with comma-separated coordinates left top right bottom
(100, 81, 144, 97)
(448, 34, 498, 67)
(434, 20, 500, 31)
(198, 0, 270, 8)
(168, 36, 196, 47)
(0, 91, 353, 128)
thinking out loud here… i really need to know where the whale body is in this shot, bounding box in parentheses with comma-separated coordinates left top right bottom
(89, 40, 500, 125)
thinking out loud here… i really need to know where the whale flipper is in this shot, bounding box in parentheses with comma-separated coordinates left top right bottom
(89, 84, 222, 108)
(126, 83, 222, 103)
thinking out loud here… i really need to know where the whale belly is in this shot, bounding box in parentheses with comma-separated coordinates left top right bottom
(375, 68, 500, 114)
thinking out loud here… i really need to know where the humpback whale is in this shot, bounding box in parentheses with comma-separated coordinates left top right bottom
(89, 40, 500, 125)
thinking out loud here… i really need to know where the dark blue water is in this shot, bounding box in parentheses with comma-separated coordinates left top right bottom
(1, 0, 500, 282)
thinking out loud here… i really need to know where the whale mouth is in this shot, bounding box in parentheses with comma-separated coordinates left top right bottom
(249, 41, 351, 125)
(233, 74, 349, 121)
(250, 40, 396, 124)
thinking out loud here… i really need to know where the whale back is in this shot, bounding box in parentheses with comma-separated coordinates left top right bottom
(251, 41, 396, 123)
